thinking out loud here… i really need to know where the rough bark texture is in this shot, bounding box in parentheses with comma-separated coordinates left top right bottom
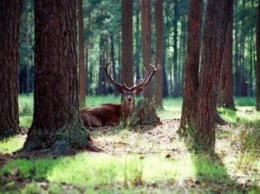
(141, 0, 152, 99)
(127, 99, 160, 127)
(121, 0, 133, 88)
(78, 0, 86, 107)
(0, 0, 23, 139)
(195, 0, 232, 151)
(22, 0, 89, 154)
(256, 0, 260, 111)
(178, 0, 202, 135)
(154, 0, 163, 108)
(217, 0, 235, 110)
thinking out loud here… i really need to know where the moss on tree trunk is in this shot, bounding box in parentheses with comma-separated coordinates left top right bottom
(22, 118, 89, 155)
(127, 99, 160, 127)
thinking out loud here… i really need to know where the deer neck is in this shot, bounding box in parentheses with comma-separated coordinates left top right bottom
(121, 99, 134, 121)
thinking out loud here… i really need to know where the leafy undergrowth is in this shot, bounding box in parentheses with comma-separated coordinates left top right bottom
(1, 98, 260, 193)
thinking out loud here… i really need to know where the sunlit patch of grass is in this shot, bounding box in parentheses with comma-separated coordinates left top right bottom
(19, 116, 32, 128)
(218, 107, 237, 123)
(218, 106, 260, 127)
(0, 151, 197, 190)
(19, 94, 33, 116)
(158, 97, 182, 120)
(0, 136, 24, 154)
(1, 149, 241, 192)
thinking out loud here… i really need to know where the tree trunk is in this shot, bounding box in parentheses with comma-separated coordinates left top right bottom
(154, 0, 163, 108)
(217, 0, 235, 110)
(24, 0, 31, 95)
(110, 35, 119, 96)
(141, 0, 152, 99)
(134, 6, 141, 83)
(256, 0, 260, 111)
(78, 0, 86, 107)
(178, 0, 202, 135)
(121, 0, 133, 89)
(172, 0, 179, 97)
(22, 0, 90, 154)
(0, 0, 23, 139)
(195, 0, 232, 152)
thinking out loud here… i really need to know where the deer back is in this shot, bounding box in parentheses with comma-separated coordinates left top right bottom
(80, 104, 122, 128)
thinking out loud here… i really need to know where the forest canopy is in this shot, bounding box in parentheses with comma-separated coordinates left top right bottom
(19, 0, 258, 98)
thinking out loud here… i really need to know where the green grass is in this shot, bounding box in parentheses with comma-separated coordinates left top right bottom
(0, 136, 24, 154)
(1, 96, 260, 193)
(0, 146, 234, 193)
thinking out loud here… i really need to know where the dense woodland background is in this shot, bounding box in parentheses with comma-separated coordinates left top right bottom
(19, 0, 258, 97)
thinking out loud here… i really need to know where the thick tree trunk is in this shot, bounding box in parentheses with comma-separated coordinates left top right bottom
(154, 0, 163, 108)
(195, 0, 232, 152)
(22, 0, 90, 154)
(178, 0, 202, 135)
(78, 0, 86, 107)
(0, 0, 22, 139)
(217, 0, 235, 110)
(141, 0, 152, 99)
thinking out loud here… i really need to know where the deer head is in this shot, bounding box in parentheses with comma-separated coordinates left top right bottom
(101, 62, 160, 120)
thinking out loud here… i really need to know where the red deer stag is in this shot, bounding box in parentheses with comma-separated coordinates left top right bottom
(80, 63, 160, 128)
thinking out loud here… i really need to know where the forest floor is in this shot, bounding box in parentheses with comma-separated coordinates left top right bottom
(0, 117, 260, 193)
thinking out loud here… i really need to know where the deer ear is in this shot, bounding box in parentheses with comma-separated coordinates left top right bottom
(135, 87, 143, 95)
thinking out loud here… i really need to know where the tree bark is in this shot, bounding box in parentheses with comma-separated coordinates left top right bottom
(0, 0, 23, 139)
(179, 0, 202, 135)
(217, 0, 235, 110)
(256, 0, 260, 111)
(22, 0, 90, 154)
(141, 0, 152, 99)
(195, 0, 232, 152)
(154, 0, 163, 108)
(172, 0, 179, 97)
(121, 0, 133, 89)
(78, 0, 86, 107)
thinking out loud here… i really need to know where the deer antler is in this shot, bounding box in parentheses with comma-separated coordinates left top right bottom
(137, 64, 161, 87)
(101, 63, 161, 94)
(101, 62, 125, 93)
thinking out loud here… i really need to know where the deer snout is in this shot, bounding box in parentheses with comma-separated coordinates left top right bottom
(126, 96, 132, 102)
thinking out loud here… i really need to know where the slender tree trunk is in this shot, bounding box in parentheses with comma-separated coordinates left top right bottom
(173, 0, 179, 97)
(141, 0, 152, 99)
(24, 0, 31, 95)
(195, 0, 232, 152)
(22, 0, 90, 154)
(78, 0, 86, 107)
(256, 0, 260, 111)
(121, 0, 133, 89)
(0, 0, 23, 139)
(134, 7, 141, 82)
(110, 34, 119, 96)
(154, 0, 163, 108)
(179, 0, 202, 135)
(217, 0, 235, 110)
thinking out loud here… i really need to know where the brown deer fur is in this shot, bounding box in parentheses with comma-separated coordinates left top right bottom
(80, 63, 160, 128)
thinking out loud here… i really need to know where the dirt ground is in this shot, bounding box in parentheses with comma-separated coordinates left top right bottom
(0, 119, 257, 193)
